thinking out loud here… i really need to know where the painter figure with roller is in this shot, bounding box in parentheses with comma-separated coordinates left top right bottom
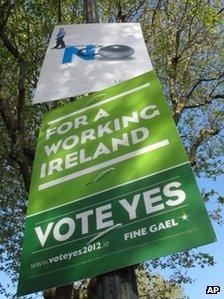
(52, 28, 66, 49)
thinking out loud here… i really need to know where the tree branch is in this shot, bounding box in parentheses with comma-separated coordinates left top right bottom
(17, 60, 27, 132)
(0, 88, 32, 192)
(212, 94, 224, 100)
(0, 17, 31, 191)
(0, 1, 15, 28)
(57, 0, 62, 24)
(188, 127, 219, 166)
(116, 0, 126, 22)
(0, 9, 28, 132)
(0, 86, 17, 142)
(217, 7, 224, 15)
(151, 0, 164, 29)
(185, 73, 224, 101)
(184, 93, 224, 110)
(172, 102, 185, 125)
(0, 29, 22, 61)
(125, 0, 147, 21)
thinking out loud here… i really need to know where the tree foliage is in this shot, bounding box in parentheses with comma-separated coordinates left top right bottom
(136, 264, 189, 299)
(0, 0, 223, 297)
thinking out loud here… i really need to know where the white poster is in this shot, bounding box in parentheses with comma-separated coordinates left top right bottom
(33, 23, 153, 104)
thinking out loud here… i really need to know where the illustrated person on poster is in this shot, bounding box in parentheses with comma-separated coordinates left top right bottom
(52, 28, 66, 49)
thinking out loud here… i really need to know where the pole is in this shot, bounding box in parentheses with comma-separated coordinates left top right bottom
(95, 267, 139, 299)
(83, 1, 139, 298)
(84, 0, 99, 23)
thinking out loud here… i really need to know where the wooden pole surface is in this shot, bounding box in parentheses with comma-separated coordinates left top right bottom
(84, 0, 99, 23)
(83, 1, 139, 298)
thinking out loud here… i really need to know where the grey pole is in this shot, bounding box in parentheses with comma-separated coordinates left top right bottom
(83, 1, 139, 298)
(95, 267, 139, 299)
(84, 0, 99, 23)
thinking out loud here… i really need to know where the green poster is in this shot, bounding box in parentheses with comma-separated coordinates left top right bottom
(17, 71, 216, 296)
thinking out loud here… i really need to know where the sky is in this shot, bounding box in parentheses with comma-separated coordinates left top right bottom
(183, 175, 224, 299)
(184, 221, 224, 299)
